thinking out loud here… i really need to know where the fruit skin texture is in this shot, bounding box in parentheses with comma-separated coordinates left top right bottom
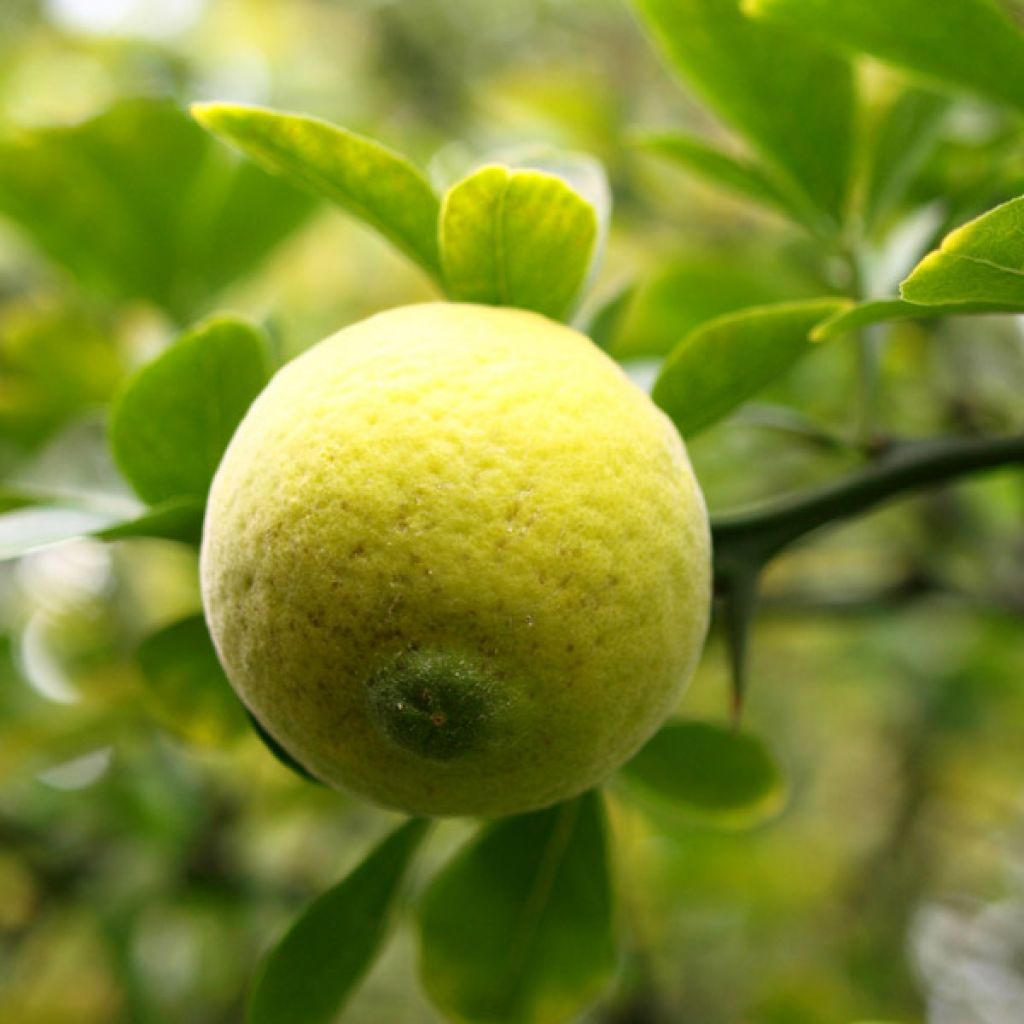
(201, 303, 711, 817)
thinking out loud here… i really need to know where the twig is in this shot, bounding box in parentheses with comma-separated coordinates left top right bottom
(711, 432, 1024, 579)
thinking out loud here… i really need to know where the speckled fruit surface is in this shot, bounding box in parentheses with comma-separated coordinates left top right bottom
(200, 303, 711, 816)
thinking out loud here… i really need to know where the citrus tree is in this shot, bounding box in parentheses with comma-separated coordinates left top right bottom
(2, 1, 1024, 1022)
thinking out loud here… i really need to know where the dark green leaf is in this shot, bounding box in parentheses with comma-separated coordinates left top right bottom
(621, 719, 786, 826)
(0, 99, 313, 321)
(653, 298, 850, 436)
(631, 0, 854, 221)
(249, 818, 430, 1024)
(246, 712, 323, 786)
(900, 195, 1024, 307)
(746, 0, 1024, 113)
(811, 297, 1021, 340)
(137, 615, 248, 745)
(417, 792, 617, 1024)
(192, 102, 442, 281)
(109, 315, 270, 505)
(439, 164, 598, 321)
(637, 131, 816, 226)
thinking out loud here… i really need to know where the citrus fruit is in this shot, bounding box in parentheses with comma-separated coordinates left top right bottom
(200, 303, 711, 816)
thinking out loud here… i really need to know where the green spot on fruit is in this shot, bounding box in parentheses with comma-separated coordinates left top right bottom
(366, 649, 496, 760)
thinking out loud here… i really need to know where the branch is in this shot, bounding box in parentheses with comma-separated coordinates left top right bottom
(711, 432, 1024, 577)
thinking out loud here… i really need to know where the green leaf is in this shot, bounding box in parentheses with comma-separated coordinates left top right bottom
(192, 102, 442, 281)
(652, 298, 850, 437)
(631, 0, 854, 221)
(0, 302, 124, 455)
(637, 131, 815, 226)
(811, 297, 1021, 340)
(249, 818, 430, 1024)
(97, 497, 205, 545)
(621, 720, 786, 826)
(0, 487, 55, 515)
(0, 506, 120, 561)
(495, 147, 611, 237)
(745, 0, 1024, 113)
(109, 315, 270, 505)
(137, 615, 248, 746)
(0, 99, 313, 321)
(417, 792, 617, 1024)
(439, 164, 598, 321)
(900, 195, 1024, 307)
(611, 255, 825, 359)
(863, 88, 949, 230)
(500, 149, 611, 299)
(0, 493, 203, 561)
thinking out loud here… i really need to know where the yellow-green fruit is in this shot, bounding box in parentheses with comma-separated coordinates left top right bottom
(200, 303, 711, 816)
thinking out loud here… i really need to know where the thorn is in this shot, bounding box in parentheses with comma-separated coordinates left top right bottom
(729, 686, 744, 731)
(722, 568, 760, 730)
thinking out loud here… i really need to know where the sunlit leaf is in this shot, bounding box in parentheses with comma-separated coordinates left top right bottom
(497, 146, 611, 243)
(0, 99, 313, 321)
(192, 102, 442, 281)
(109, 315, 270, 505)
(900, 195, 1024, 307)
(137, 615, 248, 745)
(653, 298, 850, 436)
(439, 164, 598, 321)
(631, 0, 854, 221)
(745, 0, 1024, 113)
(620, 719, 786, 827)
(502, 148, 611, 299)
(418, 792, 617, 1024)
(249, 818, 430, 1024)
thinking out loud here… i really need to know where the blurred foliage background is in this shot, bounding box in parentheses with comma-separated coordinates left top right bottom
(1, 1, 1023, 1022)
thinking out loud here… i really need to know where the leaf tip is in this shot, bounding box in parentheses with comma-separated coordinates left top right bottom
(808, 298, 853, 342)
(188, 100, 220, 127)
(189, 101, 256, 135)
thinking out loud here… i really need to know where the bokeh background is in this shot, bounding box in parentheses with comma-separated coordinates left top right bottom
(2, 1, 1024, 1021)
